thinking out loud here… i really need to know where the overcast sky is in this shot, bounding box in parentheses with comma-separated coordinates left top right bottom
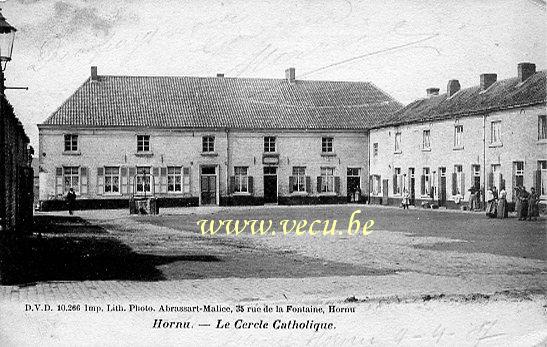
(3, 0, 546, 149)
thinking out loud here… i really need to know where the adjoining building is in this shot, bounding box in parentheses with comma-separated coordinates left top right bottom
(368, 63, 546, 210)
(38, 67, 402, 210)
(1, 97, 34, 232)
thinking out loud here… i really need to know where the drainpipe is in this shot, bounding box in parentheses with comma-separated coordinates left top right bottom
(367, 130, 371, 204)
(483, 113, 486, 209)
(225, 128, 230, 206)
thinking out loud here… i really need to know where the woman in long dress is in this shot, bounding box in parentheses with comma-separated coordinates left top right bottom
(485, 188, 496, 218)
(519, 187, 529, 221)
(528, 188, 539, 221)
(497, 189, 508, 218)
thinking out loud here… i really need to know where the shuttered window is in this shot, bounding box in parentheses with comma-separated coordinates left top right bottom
(320, 167, 335, 193)
(291, 167, 306, 192)
(104, 167, 120, 194)
(234, 167, 249, 193)
(63, 167, 80, 193)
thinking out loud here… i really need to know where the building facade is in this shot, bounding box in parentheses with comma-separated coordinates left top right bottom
(38, 67, 400, 210)
(368, 63, 546, 210)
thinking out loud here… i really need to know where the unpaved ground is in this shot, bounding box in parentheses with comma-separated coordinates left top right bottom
(1, 206, 545, 346)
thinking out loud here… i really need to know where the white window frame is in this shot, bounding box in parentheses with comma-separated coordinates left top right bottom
(423, 167, 431, 196)
(64, 134, 78, 152)
(540, 161, 547, 198)
(454, 165, 463, 196)
(202, 136, 215, 153)
(538, 115, 546, 140)
(234, 166, 249, 193)
(372, 175, 381, 195)
(394, 132, 401, 153)
(490, 121, 502, 145)
(63, 166, 80, 194)
(422, 129, 431, 150)
(264, 136, 276, 153)
(320, 167, 335, 193)
(322, 137, 333, 153)
(454, 125, 463, 148)
(104, 166, 120, 194)
(136, 167, 151, 194)
(292, 167, 306, 193)
(167, 166, 183, 193)
(395, 167, 402, 195)
(137, 135, 150, 152)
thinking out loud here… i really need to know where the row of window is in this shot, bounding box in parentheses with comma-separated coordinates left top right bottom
(371, 116, 546, 156)
(371, 160, 547, 198)
(57, 166, 357, 195)
(64, 135, 336, 154)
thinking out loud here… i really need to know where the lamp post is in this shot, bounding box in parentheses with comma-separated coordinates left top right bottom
(0, 9, 17, 232)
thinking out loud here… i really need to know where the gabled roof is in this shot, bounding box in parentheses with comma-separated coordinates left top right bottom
(379, 70, 546, 128)
(41, 75, 403, 130)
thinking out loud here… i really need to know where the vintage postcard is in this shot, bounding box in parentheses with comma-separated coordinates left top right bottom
(0, 0, 545, 345)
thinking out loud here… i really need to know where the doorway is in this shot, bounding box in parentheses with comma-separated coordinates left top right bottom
(408, 168, 415, 205)
(200, 166, 217, 205)
(347, 168, 361, 202)
(438, 167, 446, 207)
(263, 166, 278, 204)
(382, 179, 389, 205)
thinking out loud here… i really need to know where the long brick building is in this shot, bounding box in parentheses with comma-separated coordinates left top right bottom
(369, 63, 546, 210)
(38, 67, 401, 209)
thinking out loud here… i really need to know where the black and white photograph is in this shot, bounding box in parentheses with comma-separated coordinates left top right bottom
(0, 0, 546, 345)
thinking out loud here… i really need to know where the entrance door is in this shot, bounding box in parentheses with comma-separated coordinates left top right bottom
(408, 168, 415, 205)
(263, 167, 278, 204)
(382, 179, 389, 205)
(439, 167, 446, 207)
(200, 166, 217, 205)
(347, 168, 361, 202)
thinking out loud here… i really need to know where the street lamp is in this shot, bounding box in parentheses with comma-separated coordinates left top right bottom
(0, 9, 16, 92)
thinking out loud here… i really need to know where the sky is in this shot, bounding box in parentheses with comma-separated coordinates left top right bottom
(2, 0, 546, 149)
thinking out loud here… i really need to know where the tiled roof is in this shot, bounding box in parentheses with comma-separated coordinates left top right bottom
(380, 70, 546, 128)
(42, 75, 403, 130)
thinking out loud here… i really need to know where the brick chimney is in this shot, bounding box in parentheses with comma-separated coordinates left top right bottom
(285, 67, 295, 83)
(216, 73, 224, 78)
(518, 62, 536, 82)
(480, 73, 497, 91)
(426, 87, 440, 98)
(91, 66, 98, 81)
(447, 79, 460, 97)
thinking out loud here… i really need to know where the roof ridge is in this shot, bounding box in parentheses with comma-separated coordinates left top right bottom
(96, 74, 379, 85)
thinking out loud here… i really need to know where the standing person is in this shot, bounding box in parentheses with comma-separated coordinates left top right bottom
(527, 188, 539, 221)
(518, 186, 530, 221)
(402, 189, 410, 209)
(66, 188, 76, 215)
(497, 188, 508, 218)
(515, 186, 522, 219)
(468, 187, 477, 211)
(485, 187, 496, 218)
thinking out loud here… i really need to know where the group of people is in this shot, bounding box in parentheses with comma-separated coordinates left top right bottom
(485, 185, 540, 220)
(514, 186, 540, 221)
(485, 186, 507, 218)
